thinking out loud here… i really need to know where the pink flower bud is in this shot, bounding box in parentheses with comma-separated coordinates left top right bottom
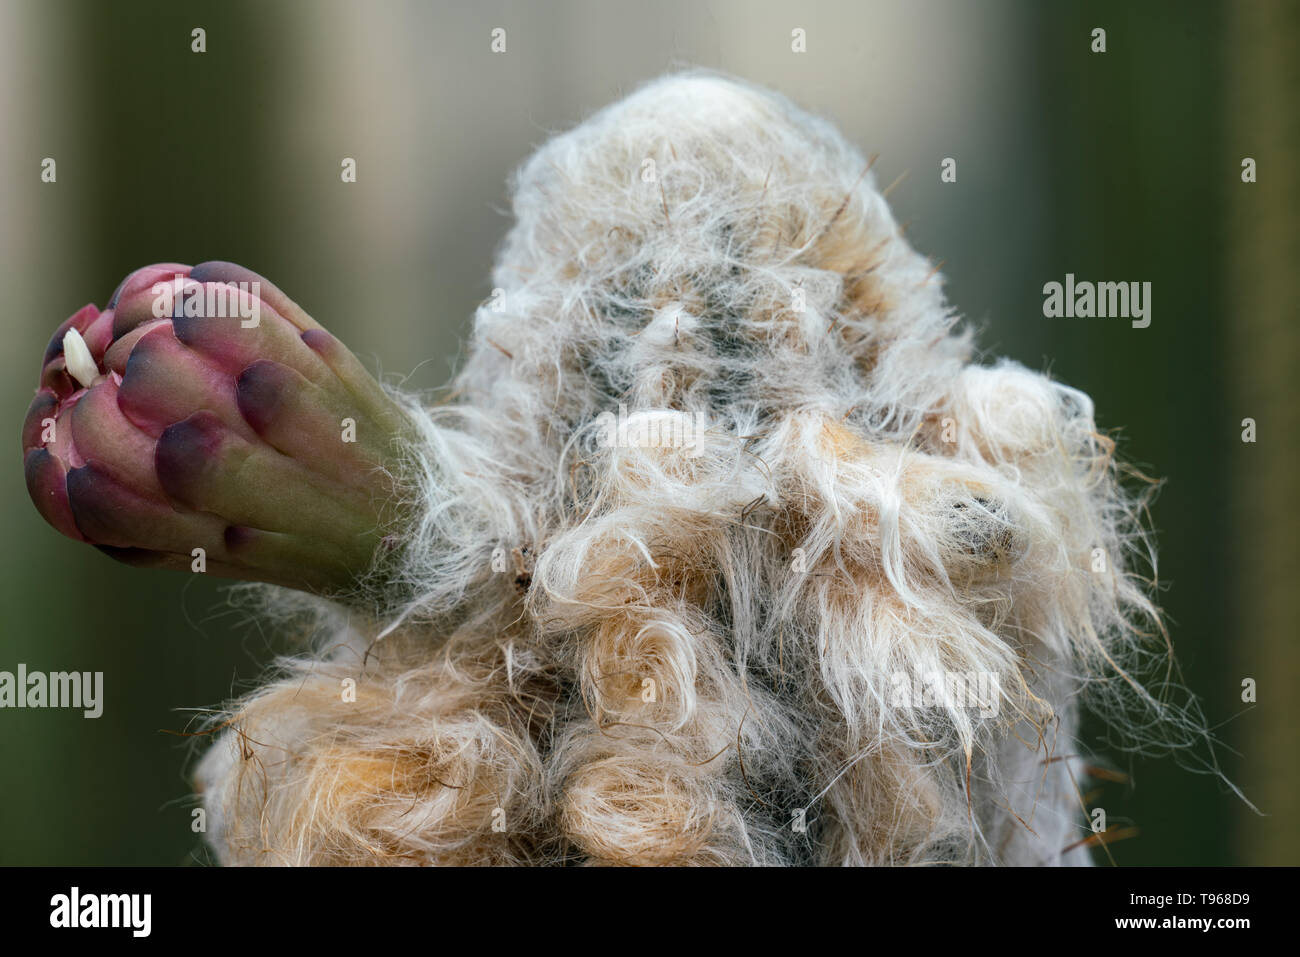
(23, 262, 414, 600)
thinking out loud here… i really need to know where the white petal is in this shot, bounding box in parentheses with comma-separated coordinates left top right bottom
(63, 327, 99, 389)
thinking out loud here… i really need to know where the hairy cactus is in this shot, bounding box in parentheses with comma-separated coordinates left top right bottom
(26, 73, 1178, 867)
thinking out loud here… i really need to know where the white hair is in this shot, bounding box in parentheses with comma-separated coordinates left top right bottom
(193, 71, 1177, 865)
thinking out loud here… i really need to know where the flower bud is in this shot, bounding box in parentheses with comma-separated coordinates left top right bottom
(23, 262, 416, 601)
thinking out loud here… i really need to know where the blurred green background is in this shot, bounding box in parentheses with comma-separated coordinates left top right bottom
(0, 0, 1294, 865)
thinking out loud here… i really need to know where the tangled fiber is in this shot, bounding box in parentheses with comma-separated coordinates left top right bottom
(194, 71, 1183, 865)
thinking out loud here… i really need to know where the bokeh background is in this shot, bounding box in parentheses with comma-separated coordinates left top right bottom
(1, 0, 1295, 865)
